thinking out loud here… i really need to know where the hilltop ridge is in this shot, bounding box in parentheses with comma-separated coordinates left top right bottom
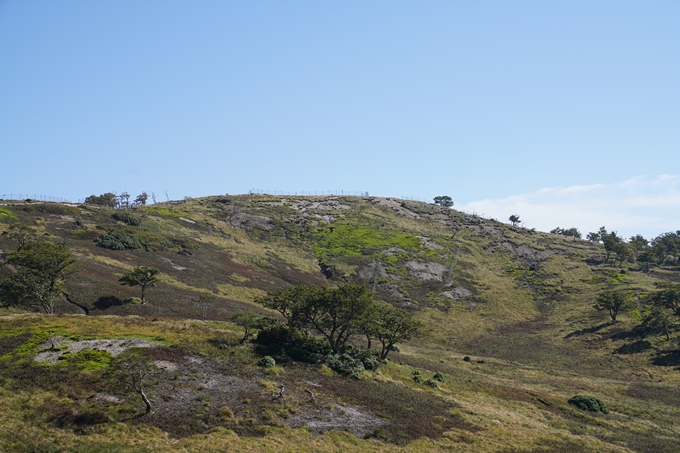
(1, 194, 679, 452)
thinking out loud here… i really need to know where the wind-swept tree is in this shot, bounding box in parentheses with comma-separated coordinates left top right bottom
(649, 283, 680, 316)
(119, 267, 160, 304)
(594, 290, 631, 322)
(612, 242, 634, 266)
(628, 235, 649, 258)
(551, 227, 582, 240)
(1, 223, 39, 251)
(362, 302, 422, 359)
(0, 241, 77, 314)
(254, 285, 319, 328)
(134, 192, 149, 206)
(231, 311, 267, 344)
(509, 215, 521, 227)
(645, 307, 675, 341)
(192, 291, 215, 321)
(433, 196, 453, 208)
(651, 231, 680, 265)
(256, 284, 375, 354)
(84, 192, 117, 207)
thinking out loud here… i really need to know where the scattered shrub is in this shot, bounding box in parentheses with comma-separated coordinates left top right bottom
(257, 356, 276, 368)
(265, 365, 283, 376)
(325, 353, 365, 376)
(255, 324, 309, 355)
(111, 212, 142, 226)
(94, 233, 142, 250)
(568, 395, 609, 414)
(424, 379, 438, 388)
(412, 370, 424, 383)
(288, 347, 321, 364)
(433, 372, 445, 382)
(463, 356, 471, 362)
(20, 203, 79, 216)
(218, 406, 235, 418)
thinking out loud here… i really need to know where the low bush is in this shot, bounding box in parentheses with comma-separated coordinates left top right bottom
(433, 372, 445, 382)
(111, 212, 142, 226)
(257, 356, 276, 367)
(424, 379, 438, 388)
(324, 353, 365, 376)
(568, 395, 609, 414)
(94, 233, 141, 250)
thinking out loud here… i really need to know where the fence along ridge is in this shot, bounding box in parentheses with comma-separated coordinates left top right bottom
(1, 193, 71, 203)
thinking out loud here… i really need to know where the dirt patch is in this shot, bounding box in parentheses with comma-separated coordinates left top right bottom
(495, 242, 559, 264)
(418, 236, 443, 250)
(161, 257, 188, 270)
(287, 403, 387, 437)
(357, 262, 387, 281)
(315, 375, 474, 444)
(228, 213, 274, 231)
(372, 198, 421, 220)
(291, 199, 351, 213)
(34, 336, 158, 364)
(384, 284, 412, 304)
(405, 261, 448, 282)
(439, 287, 473, 300)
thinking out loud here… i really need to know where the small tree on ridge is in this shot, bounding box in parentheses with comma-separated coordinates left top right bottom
(119, 267, 160, 304)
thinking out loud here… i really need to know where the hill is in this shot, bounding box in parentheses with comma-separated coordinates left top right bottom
(1, 195, 679, 452)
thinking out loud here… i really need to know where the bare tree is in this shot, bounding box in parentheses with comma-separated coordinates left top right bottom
(108, 349, 158, 415)
(193, 291, 215, 321)
(150, 191, 157, 204)
(164, 190, 169, 202)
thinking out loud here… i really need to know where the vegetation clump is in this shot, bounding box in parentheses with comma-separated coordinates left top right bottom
(94, 231, 142, 250)
(568, 395, 609, 414)
(257, 356, 276, 367)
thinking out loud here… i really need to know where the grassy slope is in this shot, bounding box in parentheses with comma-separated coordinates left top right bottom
(1, 196, 679, 452)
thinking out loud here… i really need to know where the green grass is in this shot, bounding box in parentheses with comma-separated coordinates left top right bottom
(145, 207, 190, 217)
(0, 207, 19, 221)
(313, 223, 421, 258)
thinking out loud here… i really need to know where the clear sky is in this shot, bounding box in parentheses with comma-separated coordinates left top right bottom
(1, 1, 678, 238)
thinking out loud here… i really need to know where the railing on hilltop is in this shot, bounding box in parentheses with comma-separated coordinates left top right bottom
(1, 193, 71, 203)
(248, 189, 370, 197)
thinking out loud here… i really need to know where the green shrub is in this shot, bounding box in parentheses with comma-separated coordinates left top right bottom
(111, 212, 142, 226)
(324, 353, 365, 375)
(94, 233, 142, 250)
(433, 372, 445, 382)
(257, 356, 276, 367)
(255, 324, 309, 354)
(424, 379, 438, 388)
(463, 356, 471, 362)
(20, 203, 79, 215)
(288, 348, 321, 364)
(412, 370, 424, 383)
(568, 395, 609, 414)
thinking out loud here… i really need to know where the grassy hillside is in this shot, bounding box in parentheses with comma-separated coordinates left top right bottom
(1, 195, 679, 452)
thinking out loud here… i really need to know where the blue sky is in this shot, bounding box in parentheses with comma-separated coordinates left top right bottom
(1, 1, 678, 238)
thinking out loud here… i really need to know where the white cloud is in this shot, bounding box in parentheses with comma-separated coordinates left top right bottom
(459, 175, 680, 239)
